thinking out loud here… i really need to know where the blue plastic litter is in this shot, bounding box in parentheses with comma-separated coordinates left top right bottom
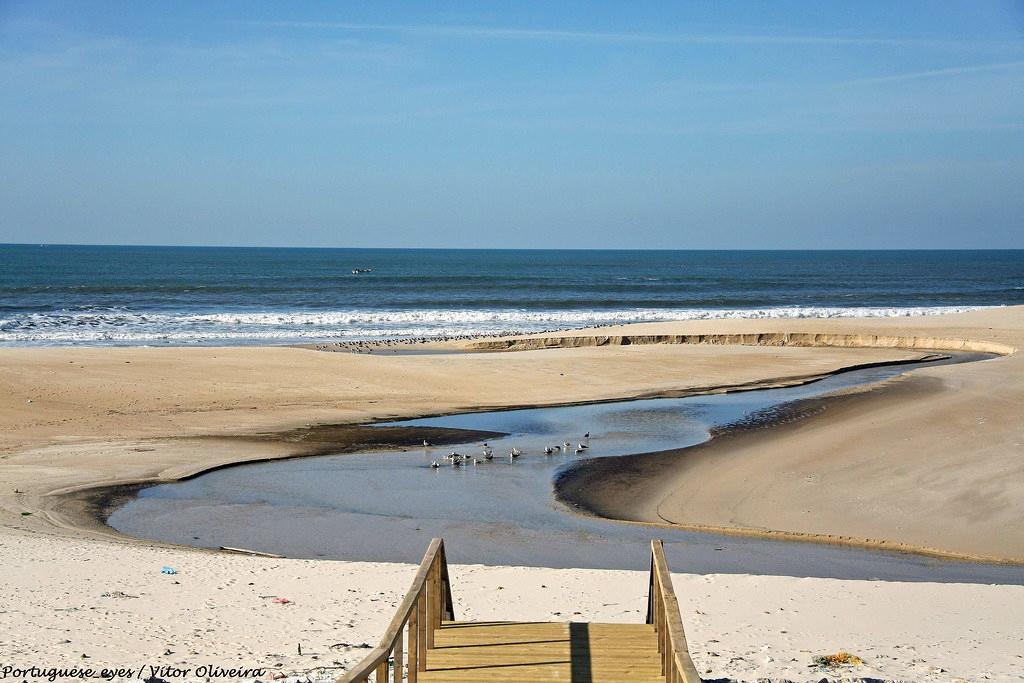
(161, 566, 177, 575)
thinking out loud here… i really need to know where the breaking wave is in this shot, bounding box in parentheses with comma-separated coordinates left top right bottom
(0, 305, 995, 346)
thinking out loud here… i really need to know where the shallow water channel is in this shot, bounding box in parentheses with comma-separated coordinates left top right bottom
(108, 352, 1024, 584)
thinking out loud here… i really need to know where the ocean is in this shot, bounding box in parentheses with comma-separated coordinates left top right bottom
(1, 245, 1022, 346)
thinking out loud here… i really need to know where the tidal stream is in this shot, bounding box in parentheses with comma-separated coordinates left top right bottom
(108, 351, 1024, 584)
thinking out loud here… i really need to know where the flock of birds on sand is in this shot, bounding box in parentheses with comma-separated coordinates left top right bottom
(427, 434, 591, 468)
(304, 324, 613, 354)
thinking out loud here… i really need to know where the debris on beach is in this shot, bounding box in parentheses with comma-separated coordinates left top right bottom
(160, 566, 177, 575)
(812, 650, 864, 668)
(329, 642, 371, 650)
(271, 597, 293, 605)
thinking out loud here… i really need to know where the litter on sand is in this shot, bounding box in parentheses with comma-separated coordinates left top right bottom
(160, 566, 177, 575)
(271, 597, 292, 605)
(812, 651, 864, 668)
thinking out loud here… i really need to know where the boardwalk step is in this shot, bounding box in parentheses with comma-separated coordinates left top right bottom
(418, 621, 666, 682)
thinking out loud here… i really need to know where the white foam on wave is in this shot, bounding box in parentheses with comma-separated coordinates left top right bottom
(0, 305, 996, 345)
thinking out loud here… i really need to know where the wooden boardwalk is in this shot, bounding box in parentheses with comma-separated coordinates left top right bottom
(418, 621, 663, 682)
(339, 539, 702, 683)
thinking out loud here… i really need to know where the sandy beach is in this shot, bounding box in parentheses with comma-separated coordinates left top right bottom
(2, 524, 1022, 683)
(2, 306, 1024, 681)
(7, 0, 1023, 676)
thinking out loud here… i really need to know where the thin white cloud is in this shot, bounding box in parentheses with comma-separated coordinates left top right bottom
(250, 20, 964, 47)
(840, 60, 1024, 85)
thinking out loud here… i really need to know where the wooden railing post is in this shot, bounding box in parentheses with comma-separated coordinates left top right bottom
(438, 540, 454, 621)
(434, 556, 443, 631)
(426, 558, 437, 648)
(393, 623, 403, 683)
(407, 595, 419, 681)
(417, 590, 427, 671)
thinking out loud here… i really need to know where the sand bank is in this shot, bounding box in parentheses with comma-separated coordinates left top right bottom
(532, 307, 1024, 561)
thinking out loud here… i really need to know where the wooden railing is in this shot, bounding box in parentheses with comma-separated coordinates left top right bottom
(338, 538, 454, 683)
(647, 539, 703, 683)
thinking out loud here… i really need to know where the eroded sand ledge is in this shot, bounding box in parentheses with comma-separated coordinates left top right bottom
(472, 330, 1016, 355)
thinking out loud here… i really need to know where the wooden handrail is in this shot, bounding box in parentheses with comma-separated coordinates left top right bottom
(338, 538, 454, 683)
(646, 540, 703, 683)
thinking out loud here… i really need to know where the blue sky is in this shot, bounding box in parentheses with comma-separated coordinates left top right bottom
(1, 1, 1022, 248)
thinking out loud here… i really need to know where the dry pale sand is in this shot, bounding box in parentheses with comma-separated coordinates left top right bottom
(2, 306, 1024, 681)
(2, 526, 1022, 683)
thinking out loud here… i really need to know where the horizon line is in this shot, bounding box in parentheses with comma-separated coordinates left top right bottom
(3, 242, 1022, 252)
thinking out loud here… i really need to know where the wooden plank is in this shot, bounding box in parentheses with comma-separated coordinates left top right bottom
(415, 620, 664, 682)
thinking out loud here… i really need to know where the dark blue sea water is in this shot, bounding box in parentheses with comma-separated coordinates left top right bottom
(1, 245, 1022, 345)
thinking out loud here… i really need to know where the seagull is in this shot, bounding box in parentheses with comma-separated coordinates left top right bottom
(544, 446, 554, 455)
(483, 449, 494, 460)
(510, 447, 522, 458)
(430, 461, 440, 468)
(577, 443, 589, 450)
(422, 439, 432, 447)
(563, 441, 571, 451)
(583, 432, 590, 439)
(451, 457, 463, 467)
